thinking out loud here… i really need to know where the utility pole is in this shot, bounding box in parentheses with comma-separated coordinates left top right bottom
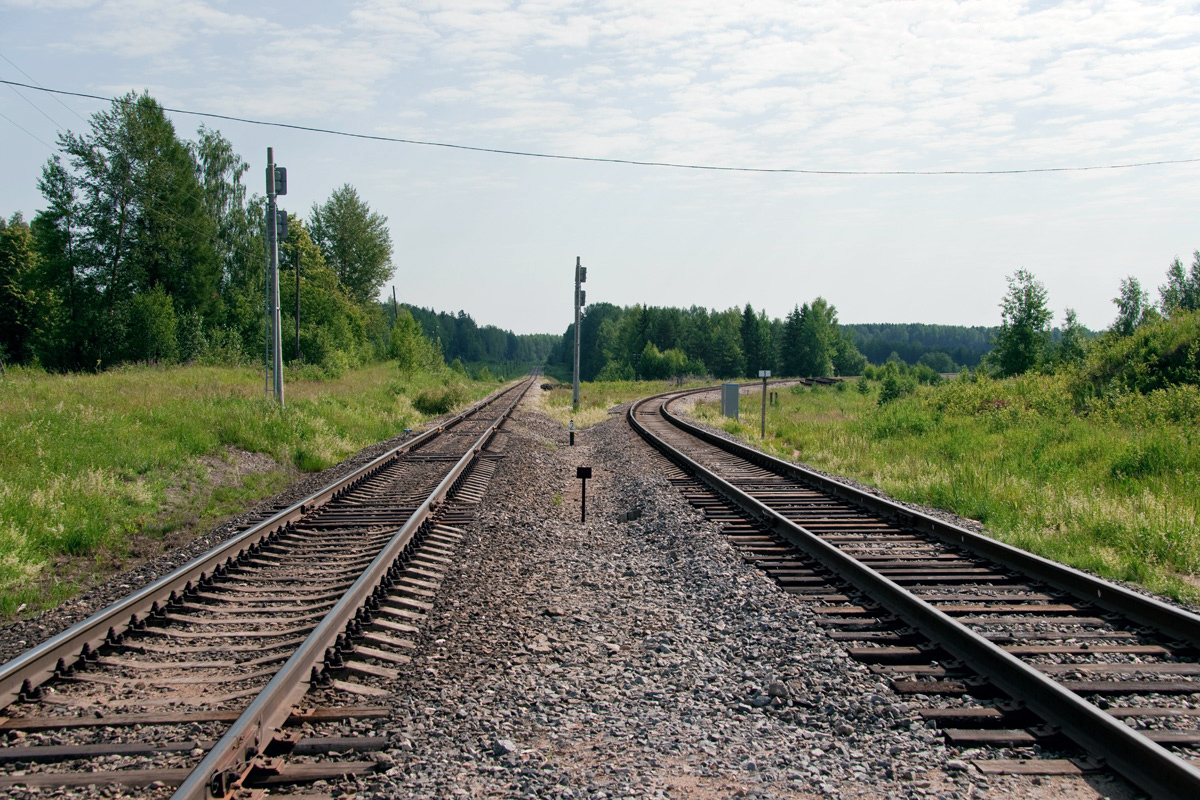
(573, 256, 586, 410)
(265, 148, 287, 407)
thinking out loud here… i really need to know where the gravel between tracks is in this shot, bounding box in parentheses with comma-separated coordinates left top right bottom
(354, 396, 1136, 800)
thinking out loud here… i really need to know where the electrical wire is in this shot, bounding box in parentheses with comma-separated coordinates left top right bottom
(0, 109, 54, 150)
(3, 78, 1198, 177)
(0, 52, 90, 124)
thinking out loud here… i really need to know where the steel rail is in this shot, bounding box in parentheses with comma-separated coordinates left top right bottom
(628, 388, 1200, 800)
(173, 375, 532, 800)
(658, 387, 1200, 645)
(0, 382, 521, 710)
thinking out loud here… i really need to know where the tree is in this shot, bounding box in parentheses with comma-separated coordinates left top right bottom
(832, 330, 868, 376)
(309, 184, 393, 304)
(780, 306, 804, 376)
(0, 214, 39, 363)
(917, 351, 956, 374)
(125, 284, 178, 363)
(740, 303, 764, 377)
(191, 126, 255, 296)
(990, 269, 1052, 377)
(786, 298, 837, 377)
(707, 317, 745, 378)
(1159, 252, 1200, 318)
(1111, 276, 1154, 337)
(1055, 308, 1088, 368)
(62, 92, 219, 315)
(391, 308, 442, 372)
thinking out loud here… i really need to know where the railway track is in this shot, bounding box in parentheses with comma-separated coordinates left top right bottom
(0, 376, 532, 798)
(630, 384, 1200, 799)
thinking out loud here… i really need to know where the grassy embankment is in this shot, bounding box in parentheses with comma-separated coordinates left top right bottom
(691, 375, 1200, 603)
(0, 363, 497, 616)
(536, 378, 710, 429)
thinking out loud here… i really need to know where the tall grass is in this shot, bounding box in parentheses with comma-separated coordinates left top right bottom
(0, 363, 495, 615)
(691, 374, 1200, 602)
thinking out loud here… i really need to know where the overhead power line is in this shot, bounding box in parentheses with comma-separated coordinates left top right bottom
(3, 78, 1199, 177)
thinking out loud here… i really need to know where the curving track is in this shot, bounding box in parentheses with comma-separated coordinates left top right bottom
(630, 383, 1200, 800)
(0, 376, 532, 798)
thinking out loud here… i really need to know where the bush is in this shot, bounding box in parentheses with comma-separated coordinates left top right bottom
(1078, 310, 1200, 397)
(877, 372, 914, 404)
(125, 286, 178, 364)
(413, 382, 469, 415)
(595, 361, 634, 381)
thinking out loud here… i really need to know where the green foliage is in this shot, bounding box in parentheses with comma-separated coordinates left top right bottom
(990, 268, 1052, 377)
(390, 308, 444, 374)
(412, 380, 470, 415)
(1159, 252, 1200, 317)
(917, 351, 956, 373)
(856, 375, 870, 395)
(843, 322, 996, 369)
(1111, 276, 1155, 337)
(1078, 309, 1200, 397)
(0, 213, 39, 364)
(125, 285, 179, 364)
(309, 184, 393, 304)
(1052, 308, 1088, 369)
(877, 362, 916, 404)
(595, 360, 634, 381)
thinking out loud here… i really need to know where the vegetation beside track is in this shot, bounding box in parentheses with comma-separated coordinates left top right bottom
(0, 362, 498, 616)
(690, 374, 1200, 603)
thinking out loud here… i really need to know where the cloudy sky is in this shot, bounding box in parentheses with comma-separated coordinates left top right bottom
(2, 1, 1199, 335)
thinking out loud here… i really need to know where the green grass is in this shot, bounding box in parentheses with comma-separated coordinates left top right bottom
(0, 362, 496, 616)
(690, 374, 1200, 603)
(537, 378, 709, 429)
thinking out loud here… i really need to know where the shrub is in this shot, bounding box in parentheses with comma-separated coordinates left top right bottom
(1078, 310, 1200, 397)
(413, 382, 469, 415)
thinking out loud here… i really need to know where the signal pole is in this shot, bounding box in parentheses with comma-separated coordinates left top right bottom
(265, 148, 287, 407)
(572, 257, 586, 410)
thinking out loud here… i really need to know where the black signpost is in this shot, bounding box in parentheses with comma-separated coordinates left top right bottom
(576, 466, 592, 522)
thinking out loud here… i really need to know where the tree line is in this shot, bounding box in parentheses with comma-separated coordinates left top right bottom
(547, 300, 870, 381)
(947, 254, 1200, 402)
(0, 91, 542, 379)
(842, 323, 998, 369)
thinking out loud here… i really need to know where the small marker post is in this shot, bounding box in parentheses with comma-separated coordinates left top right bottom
(570, 419, 575, 446)
(758, 370, 771, 438)
(576, 466, 592, 522)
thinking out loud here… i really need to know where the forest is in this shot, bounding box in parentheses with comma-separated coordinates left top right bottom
(544, 300, 1004, 382)
(0, 91, 543, 379)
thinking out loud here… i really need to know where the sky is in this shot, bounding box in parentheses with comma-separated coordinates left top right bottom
(2, 1, 1199, 336)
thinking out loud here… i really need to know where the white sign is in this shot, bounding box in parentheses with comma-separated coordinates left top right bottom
(758, 370, 771, 377)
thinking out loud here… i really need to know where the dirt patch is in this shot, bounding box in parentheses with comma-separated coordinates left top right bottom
(148, 446, 287, 552)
